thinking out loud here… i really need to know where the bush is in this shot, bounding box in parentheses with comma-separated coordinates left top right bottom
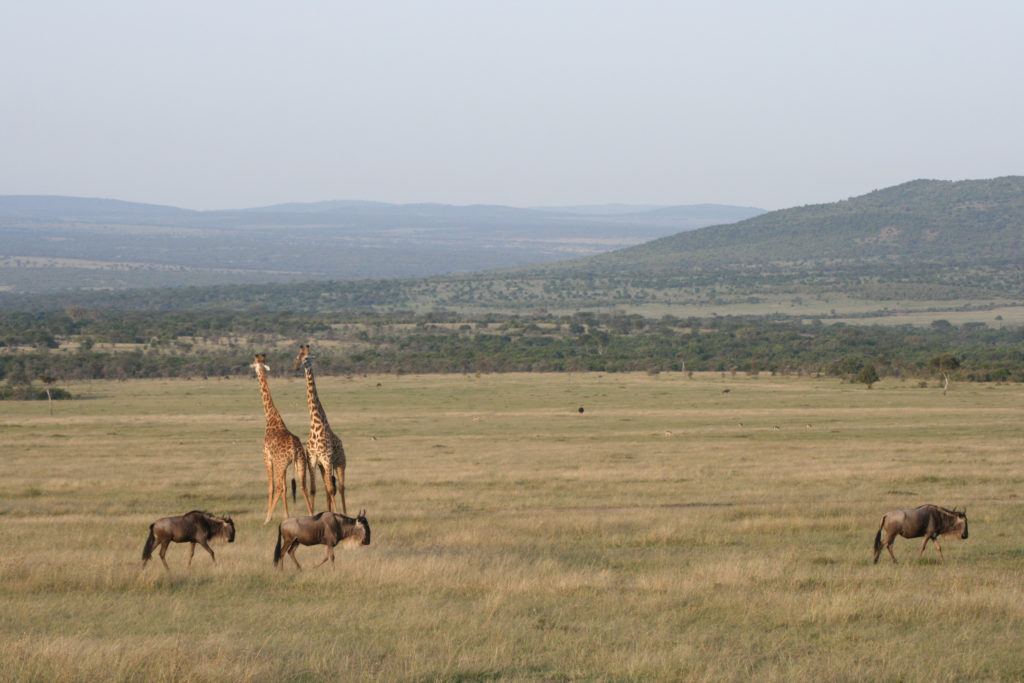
(856, 364, 880, 388)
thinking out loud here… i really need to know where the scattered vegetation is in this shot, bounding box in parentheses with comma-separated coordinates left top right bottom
(0, 310, 1021, 388)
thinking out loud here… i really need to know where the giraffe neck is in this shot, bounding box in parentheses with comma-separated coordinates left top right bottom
(256, 367, 287, 431)
(303, 366, 330, 440)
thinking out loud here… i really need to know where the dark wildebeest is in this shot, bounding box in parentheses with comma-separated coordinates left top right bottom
(142, 510, 236, 570)
(873, 504, 968, 564)
(273, 510, 370, 570)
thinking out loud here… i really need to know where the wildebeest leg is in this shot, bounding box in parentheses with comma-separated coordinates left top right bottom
(287, 541, 302, 570)
(932, 538, 945, 562)
(313, 544, 335, 568)
(918, 536, 931, 559)
(158, 541, 171, 571)
(885, 531, 899, 564)
(187, 542, 196, 567)
(198, 539, 216, 564)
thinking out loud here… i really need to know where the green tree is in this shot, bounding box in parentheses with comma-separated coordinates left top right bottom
(856, 363, 880, 389)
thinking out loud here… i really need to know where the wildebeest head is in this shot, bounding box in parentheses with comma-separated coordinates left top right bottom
(355, 510, 370, 546)
(953, 508, 968, 539)
(939, 507, 968, 540)
(202, 512, 235, 543)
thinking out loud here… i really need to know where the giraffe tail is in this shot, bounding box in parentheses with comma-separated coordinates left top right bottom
(142, 524, 156, 566)
(291, 477, 297, 503)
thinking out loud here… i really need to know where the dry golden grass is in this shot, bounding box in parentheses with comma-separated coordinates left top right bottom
(1, 372, 1023, 681)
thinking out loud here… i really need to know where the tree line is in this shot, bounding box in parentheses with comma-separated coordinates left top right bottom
(1, 310, 1021, 397)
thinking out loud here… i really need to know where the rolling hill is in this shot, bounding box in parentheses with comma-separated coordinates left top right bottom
(0, 197, 763, 292)
(0, 178, 1021, 321)
(540, 177, 1024, 273)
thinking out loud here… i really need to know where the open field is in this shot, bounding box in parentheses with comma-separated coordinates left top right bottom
(1, 372, 1023, 681)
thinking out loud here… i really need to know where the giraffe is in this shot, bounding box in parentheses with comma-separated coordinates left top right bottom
(294, 344, 347, 514)
(252, 353, 315, 524)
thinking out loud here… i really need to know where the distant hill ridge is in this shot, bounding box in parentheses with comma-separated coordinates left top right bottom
(1, 177, 1022, 312)
(549, 177, 1024, 273)
(0, 195, 763, 230)
(0, 195, 765, 292)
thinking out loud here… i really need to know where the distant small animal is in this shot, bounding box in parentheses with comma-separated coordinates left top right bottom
(722, 389, 730, 394)
(772, 425, 780, 431)
(578, 407, 584, 414)
(142, 510, 235, 570)
(273, 510, 371, 570)
(873, 504, 968, 564)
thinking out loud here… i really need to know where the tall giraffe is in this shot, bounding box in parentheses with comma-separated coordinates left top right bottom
(252, 353, 315, 523)
(294, 344, 347, 514)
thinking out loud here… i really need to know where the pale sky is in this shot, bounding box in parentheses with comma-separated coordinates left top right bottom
(2, 1, 1022, 211)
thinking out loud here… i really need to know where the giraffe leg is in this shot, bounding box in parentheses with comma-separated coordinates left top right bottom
(297, 452, 315, 514)
(321, 464, 336, 513)
(264, 458, 276, 525)
(279, 466, 290, 519)
(335, 465, 347, 515)
(266, 466, 286, 524)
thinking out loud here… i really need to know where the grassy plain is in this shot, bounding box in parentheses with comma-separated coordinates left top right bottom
(1, 372, 1022, 681)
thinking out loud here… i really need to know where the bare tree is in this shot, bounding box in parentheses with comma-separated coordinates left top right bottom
(38, 375, 55, 415)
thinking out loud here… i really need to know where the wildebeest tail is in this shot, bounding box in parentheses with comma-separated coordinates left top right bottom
(273, 524, 283, 567)
(142, 523, 156, 561)
(873, 515, 885, 563)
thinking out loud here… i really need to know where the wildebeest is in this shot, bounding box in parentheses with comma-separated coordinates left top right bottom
(142, 510, 236, 570)
(873, 504, 968, 564)
(273, 510, 370, 570)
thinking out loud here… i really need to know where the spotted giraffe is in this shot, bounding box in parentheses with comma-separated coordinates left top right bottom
(294, 344, 347, 514)
(252, 354, 315, 523)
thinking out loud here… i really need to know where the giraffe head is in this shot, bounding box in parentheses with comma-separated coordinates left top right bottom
(294, 344, 314, 373)
(252, 353, 269, 377)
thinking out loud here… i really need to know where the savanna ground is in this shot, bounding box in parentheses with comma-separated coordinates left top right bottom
(1, 372, 1022, 681)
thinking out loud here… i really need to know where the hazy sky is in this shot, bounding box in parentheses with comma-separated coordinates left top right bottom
(2, 1, 1022, 211)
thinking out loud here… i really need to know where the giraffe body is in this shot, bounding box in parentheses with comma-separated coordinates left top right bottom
(253, 354, 315, 523)
(295, 345, 347, 514)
